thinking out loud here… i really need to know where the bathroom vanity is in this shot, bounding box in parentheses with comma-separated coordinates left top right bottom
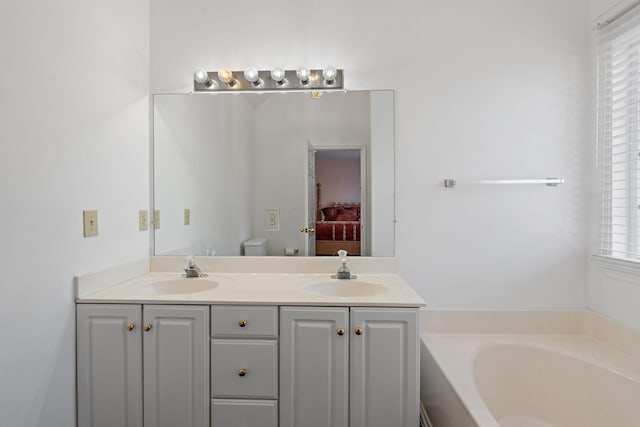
(75, 257, 424, 427)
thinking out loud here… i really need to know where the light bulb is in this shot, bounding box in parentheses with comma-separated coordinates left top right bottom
(243, 67, 260, 84)
(217, 67, 235, 85)
(296, 66, 310, 83)
(323, 66, 337, 84)
(193, 68, 211, 85)
(271, 67, 286, 84)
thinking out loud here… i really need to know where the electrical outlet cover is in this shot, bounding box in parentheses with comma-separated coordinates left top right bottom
(184, 208, 190, 225)
(154, 210, 160, 229)
(139, 210, 148, 231)
(83, 210, 98, 237)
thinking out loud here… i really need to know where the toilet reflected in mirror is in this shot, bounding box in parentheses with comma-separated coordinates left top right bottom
(243, 238, 268, 256)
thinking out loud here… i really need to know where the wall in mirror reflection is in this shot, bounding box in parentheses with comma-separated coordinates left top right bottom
(153, 91, 394, 257)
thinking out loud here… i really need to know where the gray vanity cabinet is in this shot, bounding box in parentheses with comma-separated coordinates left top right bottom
(78, 302, 418, 427)
(279, 306, 419, 427)
(76, 304, 209, 427)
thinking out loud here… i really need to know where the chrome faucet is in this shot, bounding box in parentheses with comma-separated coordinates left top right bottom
(184, 256, 207, 278)
(333, 250, 357, 280)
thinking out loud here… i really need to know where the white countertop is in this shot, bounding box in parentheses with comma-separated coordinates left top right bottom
(75, 257, 425, 307)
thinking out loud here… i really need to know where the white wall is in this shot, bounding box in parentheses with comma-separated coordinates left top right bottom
(370, 90, 395, 257)
(316, 157, 361, 206)
(151, 0, 592, 309)
(588, 0, 640, 331)
(0, 1, 149, 426)
(154, 95, 254, 255)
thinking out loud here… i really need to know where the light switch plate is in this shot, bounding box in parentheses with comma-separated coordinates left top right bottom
(184, 208, 190, 225)
(154, 210, 160, 229)
(83, 210, 98, 237)
(139, 210, 148, 231)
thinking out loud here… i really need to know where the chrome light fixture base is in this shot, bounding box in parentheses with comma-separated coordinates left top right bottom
(193, 68, 343, 92)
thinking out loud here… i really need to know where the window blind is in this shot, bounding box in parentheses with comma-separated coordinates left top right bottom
(597, 4, 640, 262)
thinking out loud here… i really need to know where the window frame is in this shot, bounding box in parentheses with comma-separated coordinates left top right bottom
(596, 5, 640, 266)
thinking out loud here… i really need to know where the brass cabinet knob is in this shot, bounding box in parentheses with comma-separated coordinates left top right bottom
(238, 319, 247, 327)
(299, 227, 307, 233)
(238, 368, 247, 377)
(126, 323, 135, 331)
(143, 323, 152, 332)
(355, 327, 363, 335)
(337, 328, 345, 336)
(308, 227, 315, 233)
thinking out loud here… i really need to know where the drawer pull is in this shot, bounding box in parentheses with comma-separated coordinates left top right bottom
(238, 368, 247, 377)
(126, 323, 136, 331)
(355, 327, 363, 335)
(337, 328, 345, 336)
(238, 319, 247, 327)
(143, 323, 152, 332)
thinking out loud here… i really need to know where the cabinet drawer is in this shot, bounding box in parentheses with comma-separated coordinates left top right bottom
(211, 339, 278, 398)
(212, 399, 277, 427)
(211, 305, 278, 337)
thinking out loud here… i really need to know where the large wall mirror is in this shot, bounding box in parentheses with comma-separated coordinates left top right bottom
(153, 90, 395, 257)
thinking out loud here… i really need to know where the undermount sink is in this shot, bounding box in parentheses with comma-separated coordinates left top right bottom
(304, 280, 388, 298)
(135, 277, 220, 295)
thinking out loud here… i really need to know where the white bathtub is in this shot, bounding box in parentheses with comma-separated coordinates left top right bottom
(420, 311, 640, 427)
(474, 343, 640, 427)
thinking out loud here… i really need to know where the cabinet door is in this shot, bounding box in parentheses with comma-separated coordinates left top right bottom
(77, 304, 142, 427)
(280, 307, 349, 427)
(143, 305, 209, 427)
(350, 308, 419, 427)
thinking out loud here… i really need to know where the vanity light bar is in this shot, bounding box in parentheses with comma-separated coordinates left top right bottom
(193, 67, 344, 92)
